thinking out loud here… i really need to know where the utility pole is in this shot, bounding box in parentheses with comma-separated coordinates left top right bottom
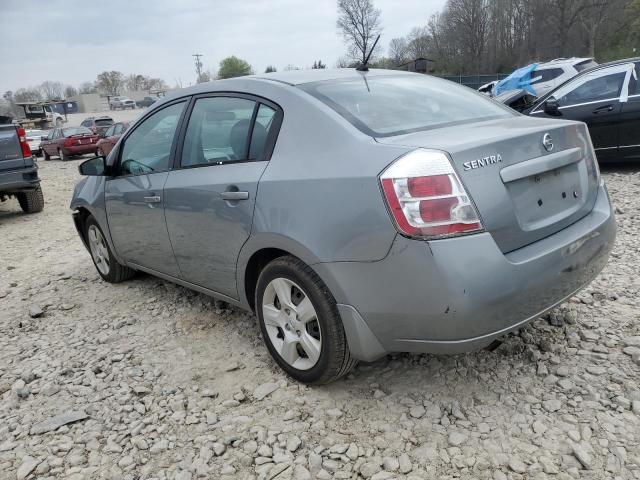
(193, 53, 204, 82)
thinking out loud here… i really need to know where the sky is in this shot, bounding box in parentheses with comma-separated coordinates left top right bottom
(0, 0, 446, 93)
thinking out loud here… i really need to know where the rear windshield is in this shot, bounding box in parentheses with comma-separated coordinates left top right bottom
(300, 75, 513, 137)
(63, 126, 92, 136)
(95, 119, 113, 126)
(0, 127, 21, 160)
(575, 60, 598, 72)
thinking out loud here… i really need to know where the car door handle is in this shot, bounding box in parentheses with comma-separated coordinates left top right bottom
(593, 105, 614, 114)
(220, 191, 249, 201)
(143, 195, 161, 203)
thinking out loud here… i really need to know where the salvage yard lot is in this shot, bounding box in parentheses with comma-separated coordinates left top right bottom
(0, 160, 639, 479)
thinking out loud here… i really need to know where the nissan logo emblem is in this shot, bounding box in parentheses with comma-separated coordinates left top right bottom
(542, 133, 554, 152)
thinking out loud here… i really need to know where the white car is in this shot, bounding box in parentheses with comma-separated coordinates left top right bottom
(528, 57, 598, 97)
(24, 129, 48, 156)
(109, 97, 136, 110)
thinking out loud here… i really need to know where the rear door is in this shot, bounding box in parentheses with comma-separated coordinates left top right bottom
(164, 95, 282, 299)
(530, 63, 634, 161)
(618, 62, 640, 160)
(105, 101, 187, 276)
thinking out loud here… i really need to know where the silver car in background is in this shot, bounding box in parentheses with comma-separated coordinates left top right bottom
(71, 69, 616, 384)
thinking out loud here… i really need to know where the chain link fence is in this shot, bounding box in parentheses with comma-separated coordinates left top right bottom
(436, 74, 510, 91)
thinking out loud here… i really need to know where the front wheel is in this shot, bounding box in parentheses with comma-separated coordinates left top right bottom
(85, 216, 135, 283)
(42, 148, 50, 161)
(16, 186, 44, 213)
(255, 256, 356, 384)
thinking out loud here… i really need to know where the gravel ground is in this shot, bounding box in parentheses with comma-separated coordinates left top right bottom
(0, 159, 639, 480)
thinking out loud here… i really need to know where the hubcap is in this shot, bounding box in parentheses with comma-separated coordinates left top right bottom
(88, 225, 110, 275)
(262, 278, 321, 370)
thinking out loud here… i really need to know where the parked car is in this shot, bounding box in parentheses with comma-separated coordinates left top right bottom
(80, 116, 114, 136)
(495, 58, 598, 98)
(136, 96, 157, 108)
(0, 123, 44, 213)
(96, 122, 129, 157)
(40, 126, 99, 161)
(524, 58, 640, 162)
(24, 129, 48, 156)
(71, 69, 615, 384)
(109, 97, 136, 110)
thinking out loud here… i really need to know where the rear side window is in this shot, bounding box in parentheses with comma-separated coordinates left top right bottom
(531, 68, 563, 84)
(181, 97, 258, 167)
(575, 60, 598, 72)
(0, 128, 21, 161)
(300, 75, 513, 137)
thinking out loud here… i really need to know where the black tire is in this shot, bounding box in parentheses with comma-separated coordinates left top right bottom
(42, 148, 50, 161)
(84, 215, 135, 283)
(16, 186, 44, 214)
(58, 149, 67, 161)
(255, 255, 357, 384)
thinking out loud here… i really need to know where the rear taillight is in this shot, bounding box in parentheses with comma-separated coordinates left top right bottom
(64, 138, 75, 147)
(17, 127, 31, 157)
(380, 149, 483, 238)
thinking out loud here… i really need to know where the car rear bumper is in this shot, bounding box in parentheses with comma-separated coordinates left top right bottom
(315, 182, 616, 361)
(0, 165, 40, 192)
(63, 144, 97, 155)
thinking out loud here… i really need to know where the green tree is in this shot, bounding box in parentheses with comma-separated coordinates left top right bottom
(217, 56, 253, 79)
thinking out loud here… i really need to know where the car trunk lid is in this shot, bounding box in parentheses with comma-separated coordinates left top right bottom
(377, 116, 599, 253)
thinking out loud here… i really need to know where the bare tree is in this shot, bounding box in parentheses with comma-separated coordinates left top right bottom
(79, 82, 98, 94)
(336, 0, 382, 64)
(64, 85, 78, 98)
(96, 71, 124, 95)
(388, 37, 409, 65)
(39, 81, 64, 100)
(14, 88, 43, 103)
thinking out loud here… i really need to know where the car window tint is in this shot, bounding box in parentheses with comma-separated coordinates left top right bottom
(113, 124, 123, 135)
(249, 104, 276, 160)
(556, 71, 626, 106)
(301, 75, 512, 137)
(119, 102, 185, 175)
(531, 68, 563, 84)
(181, 97, 256, 167)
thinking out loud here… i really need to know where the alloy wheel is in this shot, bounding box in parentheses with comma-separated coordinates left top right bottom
(262, 278, 322, 370)
(88, 225, 110, 275)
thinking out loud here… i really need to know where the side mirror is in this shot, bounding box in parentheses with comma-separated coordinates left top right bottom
(544, 97, 561, 116)
(79, 155, 107, 176)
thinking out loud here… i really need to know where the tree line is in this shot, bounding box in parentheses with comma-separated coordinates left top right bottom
(338, 0, 640, 74)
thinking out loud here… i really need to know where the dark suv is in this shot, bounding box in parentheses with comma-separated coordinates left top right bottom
(0, 123, 44, 213)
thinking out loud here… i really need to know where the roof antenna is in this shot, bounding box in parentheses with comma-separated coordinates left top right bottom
(356, 34, 380, 72)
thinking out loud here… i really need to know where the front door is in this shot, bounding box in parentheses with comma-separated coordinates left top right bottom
(530, 63, 634, 161)
(105, 101, 187, 276)
(618, 62, 640, 161)
(164, 96, 281, 298)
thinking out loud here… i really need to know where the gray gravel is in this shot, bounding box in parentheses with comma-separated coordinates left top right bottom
(0, 160, 639, 480)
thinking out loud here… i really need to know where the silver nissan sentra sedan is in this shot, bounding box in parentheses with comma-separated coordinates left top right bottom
(71, 68, 616, 384)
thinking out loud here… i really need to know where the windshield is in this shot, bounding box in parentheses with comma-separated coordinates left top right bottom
(300, 74, 513, 137)
(63, 126, 92, 136)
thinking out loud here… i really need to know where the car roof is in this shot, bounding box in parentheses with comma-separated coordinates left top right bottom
(536, 57, 593, 68)
(251, 68, 415, 86)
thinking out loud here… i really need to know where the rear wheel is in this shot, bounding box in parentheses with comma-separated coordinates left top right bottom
(256, 256, 356, 384)
(16, 186, 44, 214)
(85, 216, 135, 283)
(58, 148, 67, 161)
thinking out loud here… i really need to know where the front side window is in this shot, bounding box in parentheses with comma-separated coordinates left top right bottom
(553, 67, 628, 107)
(300, 75, 513, 137)
(119, 101, 185, 175)
(181, 97, 256, 167)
